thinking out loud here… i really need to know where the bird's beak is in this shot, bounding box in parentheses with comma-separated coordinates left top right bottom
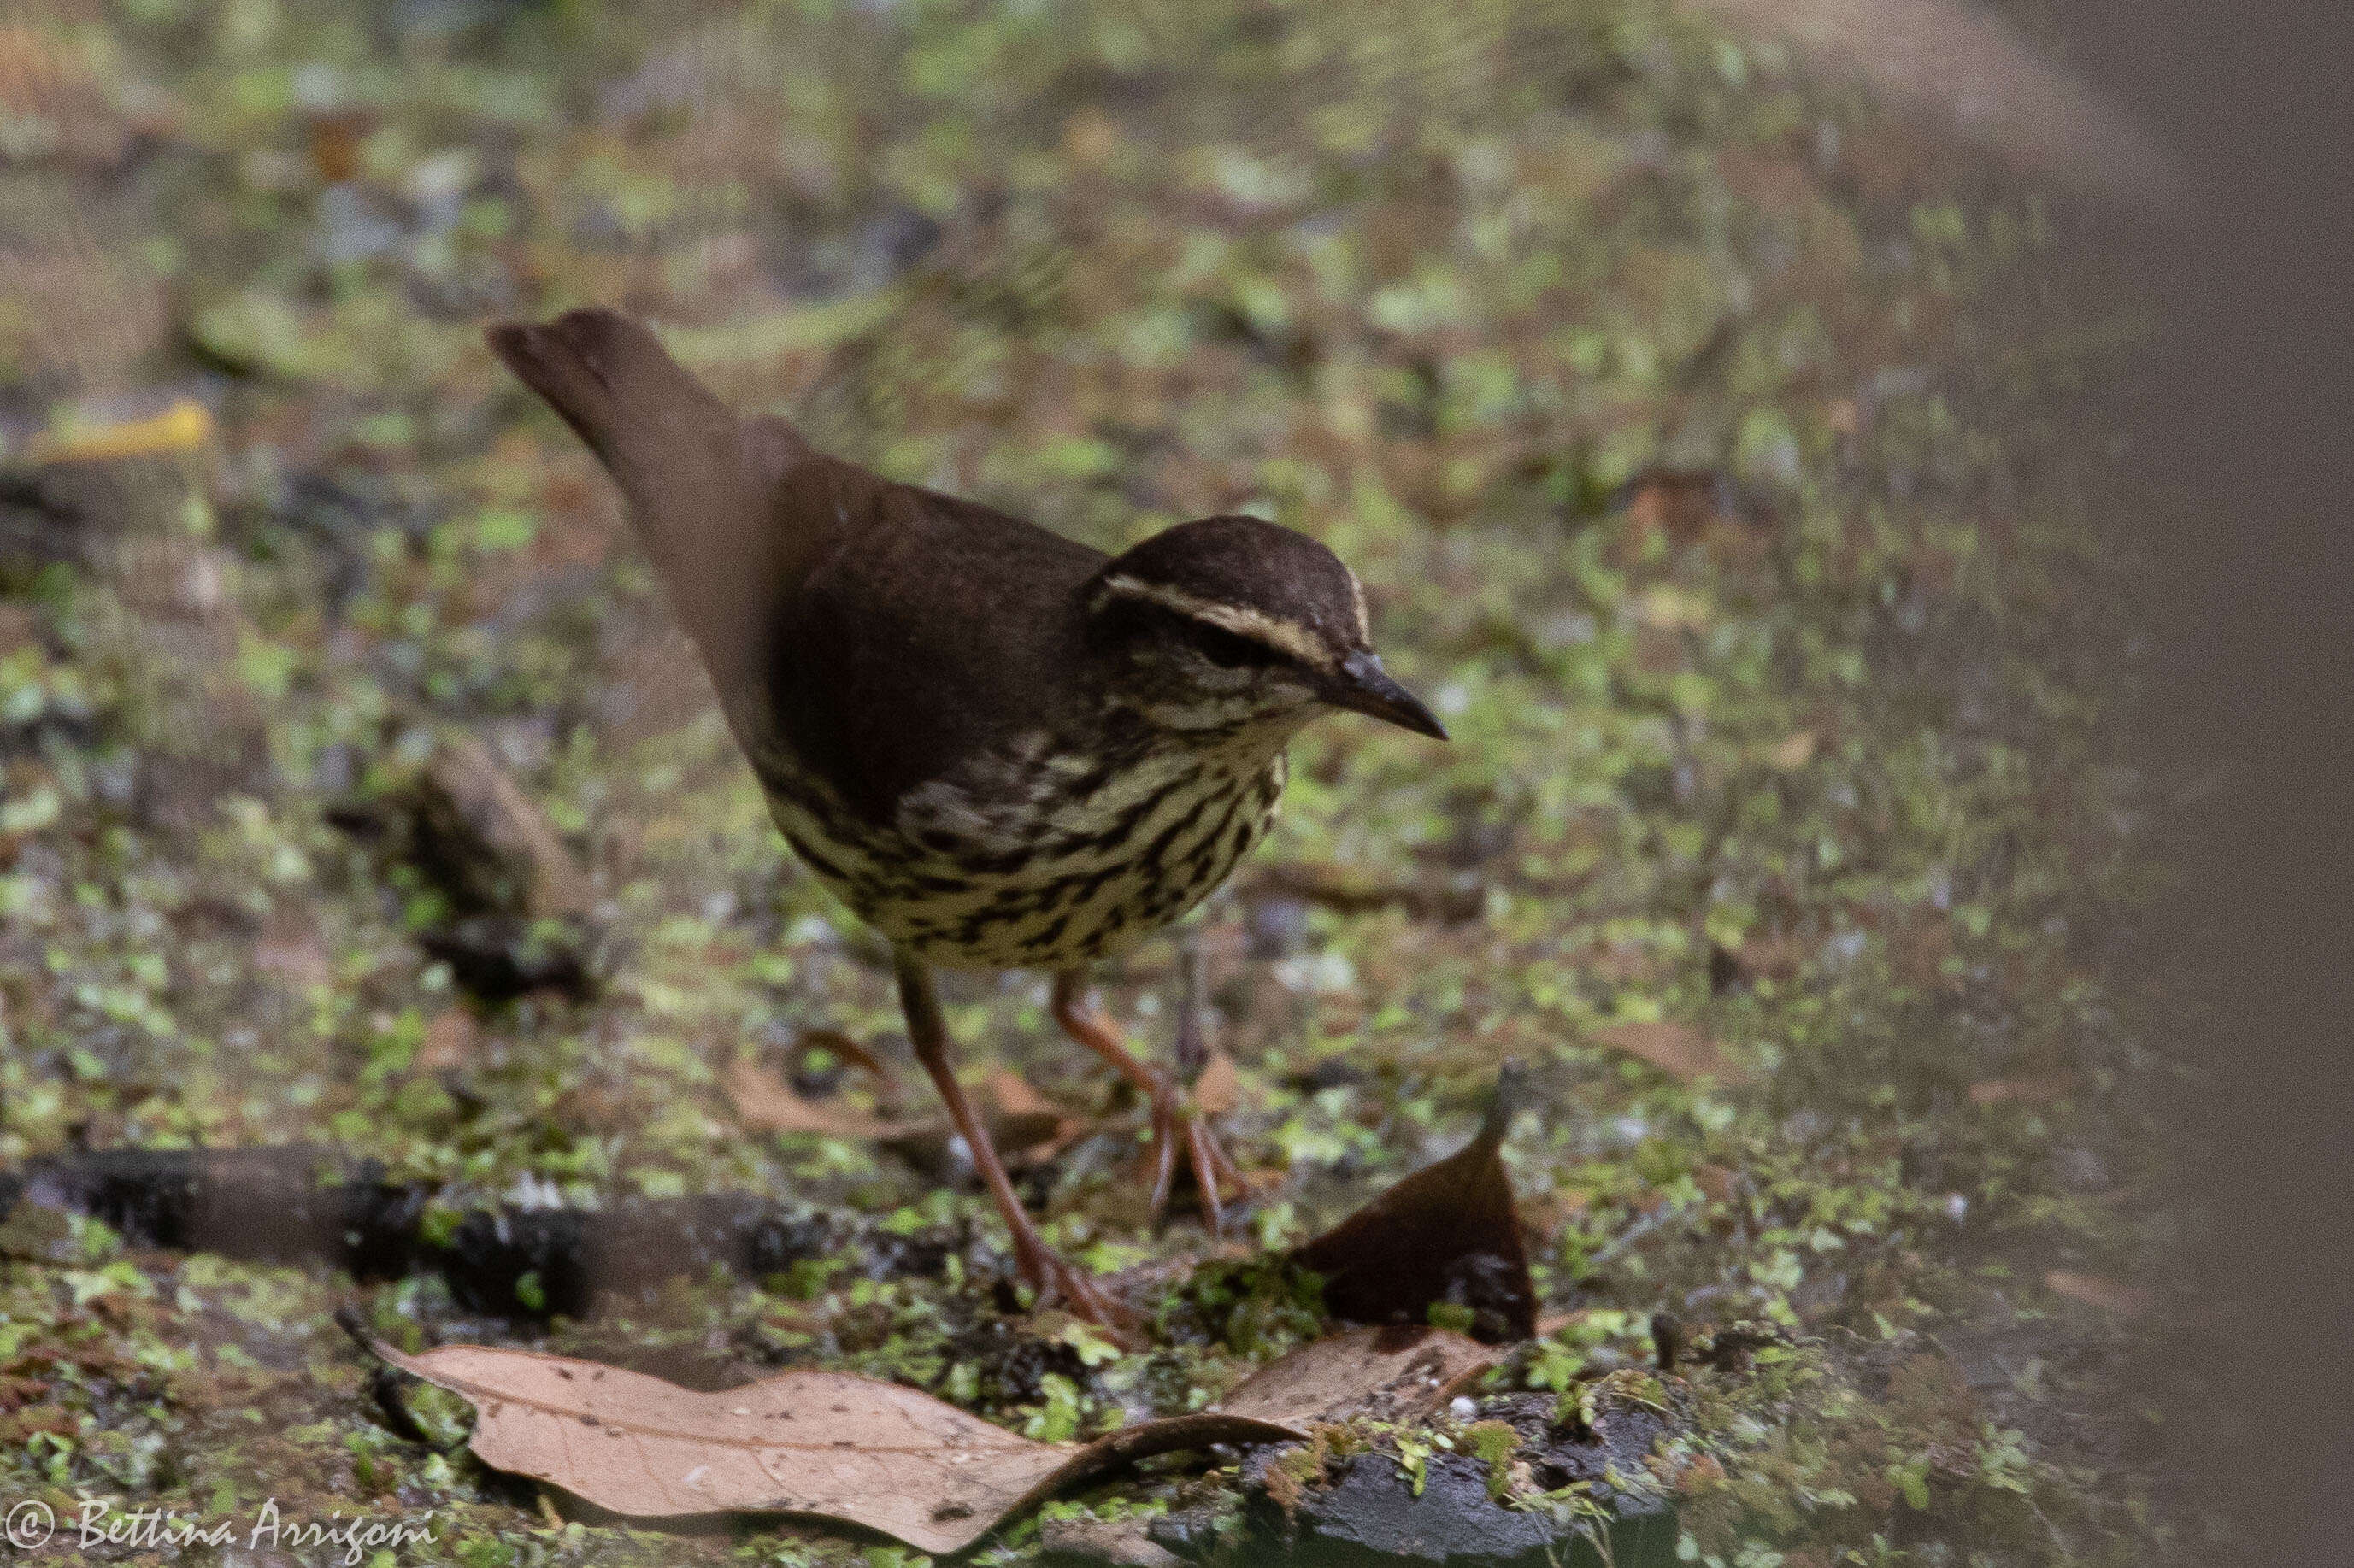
(1327, 649, 1449, 739)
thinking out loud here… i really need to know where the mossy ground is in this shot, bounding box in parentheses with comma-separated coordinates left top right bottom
(0, 0, 2177, 1562)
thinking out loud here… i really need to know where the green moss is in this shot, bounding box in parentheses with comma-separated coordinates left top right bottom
(1464, 1419, 1521, 1500)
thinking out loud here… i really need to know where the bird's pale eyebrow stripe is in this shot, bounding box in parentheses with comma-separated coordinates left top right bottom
(1097, 574, 1333, 668)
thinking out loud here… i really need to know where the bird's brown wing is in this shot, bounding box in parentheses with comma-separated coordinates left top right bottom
(488, 308, 1108, 823)
(768, 471, 1108, 823)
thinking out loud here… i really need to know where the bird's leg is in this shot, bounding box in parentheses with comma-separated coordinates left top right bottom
(896, 955, 1136, 1334)
(1171, 932, 1209, 1080)
(1051, 971, 1244, 1231)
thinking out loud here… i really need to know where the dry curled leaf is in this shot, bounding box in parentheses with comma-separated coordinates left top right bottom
(1969, 1075, 2079, 1107)
(794, 1026, 902, 1099)
(1250, 862, 1486, 924)
(1292, 1064, 1536, 1342)
(1215, 1324, 1494, 1427)
(356, 1324, 1487, 1553)
(978, 1067, 1059, 1122)
(1191, 1050, 1240, 1117)
(1591, 1020, 1753, 1086)
(726, 1059, 1070, 1160)
(956, 1069, 1088, 1164)
(2045, 1270, 2151, 1316)
(418, 1008, 478, 1072)
(1767, 730, 1819, 771)
(726, 1057, 909, 1140)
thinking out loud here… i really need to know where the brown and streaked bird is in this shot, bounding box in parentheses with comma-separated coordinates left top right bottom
(487, 308, 1445, 1327)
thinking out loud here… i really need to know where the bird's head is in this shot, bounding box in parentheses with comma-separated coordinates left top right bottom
(1081, 515, 1447, 741)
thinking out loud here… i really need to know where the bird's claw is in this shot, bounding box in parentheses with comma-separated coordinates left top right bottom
(1143, 1078, 1247, 1234)
(1019, 1245, 1142, 1342)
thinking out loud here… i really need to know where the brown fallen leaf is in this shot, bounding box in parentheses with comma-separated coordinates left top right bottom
(355, 1323, 1486, 1553)
(962, 1069, 1089, 1164)
(1591, 1020, 1753, 1086)
(1618, 467, 1744, 551)
(726, 1060, 1072, 1161)
(726, 1057, 908, 1140)
(0, 603, 34, 658)
(1968, 1075, 2079, 1107)
(1292, 1064, 1536, 1342)
(1691, 1163, 1739, 1205)
(979, 1067, 1062, 1122)
(1711, 934, 1805, 989)
(1192, 1050, 1241, 1117)
(794, 1026, 902, 1101)
(1215, 1324, 1494, 1427)
(1766, 730, 1819, 771)
(2045, 1270, 2152, 1316)
(1247, 863, 1487, 925)
(418, 1008, 478, 1072)
(306, 107, 372, 184)
(0, 23, 150, 172)
(1515, 1188, 1592, 1245)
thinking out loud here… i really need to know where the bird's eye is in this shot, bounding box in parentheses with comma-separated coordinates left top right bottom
(1184, 620, 1275, 669)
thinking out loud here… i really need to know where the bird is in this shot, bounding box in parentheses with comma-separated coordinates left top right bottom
(486, 308, 1446, 1328)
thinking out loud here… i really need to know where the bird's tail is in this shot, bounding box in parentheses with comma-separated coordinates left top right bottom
(484, 308, 739, 523)
(486, 308, 809, 695)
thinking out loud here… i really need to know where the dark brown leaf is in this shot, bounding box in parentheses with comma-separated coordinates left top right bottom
(1292, 1064, 1536, 1342)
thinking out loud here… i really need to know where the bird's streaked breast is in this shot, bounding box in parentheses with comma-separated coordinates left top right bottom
(752, 726, 1288, 969)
